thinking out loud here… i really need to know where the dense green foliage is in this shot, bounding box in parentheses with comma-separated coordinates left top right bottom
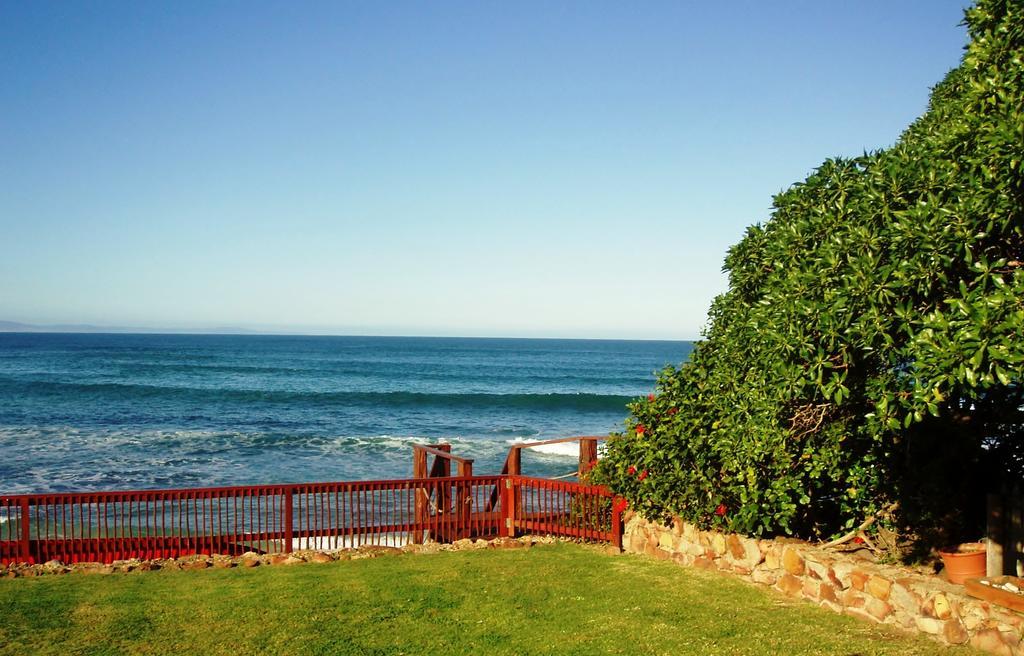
(0, 546, 965, 655)
(597, 0, 1023, 550)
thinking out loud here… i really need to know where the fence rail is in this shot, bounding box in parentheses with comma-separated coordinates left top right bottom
(0, 475, 622, 565)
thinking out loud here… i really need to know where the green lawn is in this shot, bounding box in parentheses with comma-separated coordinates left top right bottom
(0, 544, 977, 656)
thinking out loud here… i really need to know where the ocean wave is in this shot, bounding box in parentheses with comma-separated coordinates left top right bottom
(507, 437, 581, 458)
(0, 426, 490, 452)
(0, 426, 614, 495)
(3, 380, 633, 412)
(0, 427, 561, 494)
(115, 363, 307, 376)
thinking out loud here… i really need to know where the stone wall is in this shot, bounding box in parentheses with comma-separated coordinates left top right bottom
(624, 514, 1023, 655)
(0, 535, 550, 578)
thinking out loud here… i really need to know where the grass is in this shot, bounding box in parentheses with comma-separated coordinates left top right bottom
(0, 543, 978, 656)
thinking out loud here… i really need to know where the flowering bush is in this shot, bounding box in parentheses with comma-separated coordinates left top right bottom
(595, 0, 1024, 551)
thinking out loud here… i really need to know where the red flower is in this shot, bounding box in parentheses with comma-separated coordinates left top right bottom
(647, 394, 656, 402)
(612, 498, 628, 513)
(635, 424, 646, 435)
(637, 470, 649, 481)
(627, 465, 637, 475)
(667, 407, 678, 415)
(715, 504, 727, 516)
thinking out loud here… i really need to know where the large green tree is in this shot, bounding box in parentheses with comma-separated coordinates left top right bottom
(596, 0, 1023, 555)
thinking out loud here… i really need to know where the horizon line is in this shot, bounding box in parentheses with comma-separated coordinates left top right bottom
(0, 321, 696, 343)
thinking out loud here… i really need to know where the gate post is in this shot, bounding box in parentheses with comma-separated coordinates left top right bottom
(504, 449, 521, 538)
(578, 439, 598, 478)
(502, 478, 517, 538)
(412, 448, 427, 544)
(507, 447, 521, 476)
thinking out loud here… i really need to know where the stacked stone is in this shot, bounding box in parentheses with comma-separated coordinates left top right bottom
(624, 514, 1023, 656)
(0, 535, 558, 579)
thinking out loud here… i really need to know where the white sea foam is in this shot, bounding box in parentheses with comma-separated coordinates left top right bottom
(507, 437, 579, 458)
(0, 426, 579, 494)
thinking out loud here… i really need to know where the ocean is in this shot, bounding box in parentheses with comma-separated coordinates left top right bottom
(0, 333, 691, 494)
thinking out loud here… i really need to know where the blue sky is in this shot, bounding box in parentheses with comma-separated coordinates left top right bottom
(1, 1, 969, 339)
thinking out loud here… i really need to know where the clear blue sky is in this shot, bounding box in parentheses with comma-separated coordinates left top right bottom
(0, 1, 969, 340)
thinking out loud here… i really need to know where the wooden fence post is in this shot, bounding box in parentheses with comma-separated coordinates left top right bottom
(20, 498, 31, 564)
(412, 448, 427, 544)
(502, 478, 516, 538)
(434, 446, 452, 526)
(413, 447, 427, 478)
(507, 447, 521, 477)
(501, 450, 520, 536)
(578, 439, 598, 478)
(506, 450, 520, 537)
(429, 444, 452, 477)
(283, 488, 294, 554)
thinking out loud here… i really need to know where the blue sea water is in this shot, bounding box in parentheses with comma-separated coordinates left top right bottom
(0, 333, 691, 494)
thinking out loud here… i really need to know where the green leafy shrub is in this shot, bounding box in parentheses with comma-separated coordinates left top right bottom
(595, 0, 1023, 554)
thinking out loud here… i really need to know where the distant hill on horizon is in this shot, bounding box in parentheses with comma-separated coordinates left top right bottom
(0, 320, 259, 335)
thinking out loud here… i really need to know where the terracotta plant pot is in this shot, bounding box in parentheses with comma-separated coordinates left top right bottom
(939, 542, 987, 584)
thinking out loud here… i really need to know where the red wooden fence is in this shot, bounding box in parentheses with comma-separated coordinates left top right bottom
(509, 476, 619, 544)
(0, 475, 622, 565)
